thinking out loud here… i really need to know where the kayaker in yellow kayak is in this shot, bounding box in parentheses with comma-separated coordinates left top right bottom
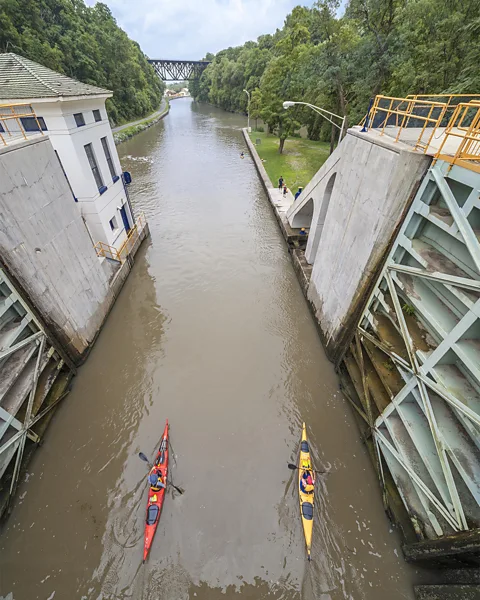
(300, 470, 315, 494)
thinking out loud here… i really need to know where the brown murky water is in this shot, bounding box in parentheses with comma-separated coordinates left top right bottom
(0, 99, 424, 599)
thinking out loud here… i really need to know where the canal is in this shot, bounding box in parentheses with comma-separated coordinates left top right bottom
(1, 99, 425, 599)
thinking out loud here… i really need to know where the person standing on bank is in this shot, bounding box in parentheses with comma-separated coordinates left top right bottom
(278, 176, 284, 190)
(283, 184, 288, 197)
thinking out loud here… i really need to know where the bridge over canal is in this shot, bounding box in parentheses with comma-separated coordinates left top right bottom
(148, 59, 210, 81)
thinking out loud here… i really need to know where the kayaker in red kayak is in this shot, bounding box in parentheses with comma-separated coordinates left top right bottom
(148, 469, 166, 491)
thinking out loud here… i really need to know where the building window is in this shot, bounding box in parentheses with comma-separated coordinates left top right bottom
(84, 143, 105, 192)
(20, 117, 47, 132)
(109, 216, 118, 231)
(93, 109, 102, 122)
(74, 112, 85, 127)
(101, 136, 117, 180)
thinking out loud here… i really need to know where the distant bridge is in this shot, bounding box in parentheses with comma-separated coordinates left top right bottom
(148, 59, 210, 81)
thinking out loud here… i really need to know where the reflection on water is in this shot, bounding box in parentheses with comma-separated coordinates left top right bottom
(0, 99, 425, 600)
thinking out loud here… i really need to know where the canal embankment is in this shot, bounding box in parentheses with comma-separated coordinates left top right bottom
(242, 129, 307, 246)
(243, 129, 315, 302)
(113, 98, 170, 145)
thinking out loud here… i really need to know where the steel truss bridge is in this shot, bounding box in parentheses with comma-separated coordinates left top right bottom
(148, 59, 210, 81)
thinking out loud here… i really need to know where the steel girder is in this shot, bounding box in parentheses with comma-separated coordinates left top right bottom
(148, 59, 210, 81)
(0, 267, 74, 510)
(343, 159, 480, 541)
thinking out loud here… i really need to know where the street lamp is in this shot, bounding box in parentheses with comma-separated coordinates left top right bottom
(243, 89, 251, 132)
(283, 100, 346, 145)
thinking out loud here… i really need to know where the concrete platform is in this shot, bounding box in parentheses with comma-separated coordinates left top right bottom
(352, 125, 468, 159)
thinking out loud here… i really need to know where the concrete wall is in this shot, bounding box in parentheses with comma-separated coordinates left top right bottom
(294, 128, 431, 360)
(0, 136, 120, 360)
(287, 147, 342, 263)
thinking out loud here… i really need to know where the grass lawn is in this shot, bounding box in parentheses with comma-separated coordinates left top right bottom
(248, 131, 330, 191)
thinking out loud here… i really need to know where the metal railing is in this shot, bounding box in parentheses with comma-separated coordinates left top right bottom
(94, 212, 146, 262)
(0, 103, 45, 146)
(360, 95, 448, 151)
(94, 241, 120, 261)
(406, 94, 480, 108)
(434, 101, 480, 173)
(360, 95, 480, 172)
(117, 212, 146, 261)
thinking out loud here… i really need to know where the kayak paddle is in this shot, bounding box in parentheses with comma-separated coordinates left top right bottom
(139, 452, 184, 494)
(288, 463, 327, 474)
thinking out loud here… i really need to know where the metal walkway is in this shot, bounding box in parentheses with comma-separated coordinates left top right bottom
(342, 157, 480, 542)
(0, 267, 74, 515)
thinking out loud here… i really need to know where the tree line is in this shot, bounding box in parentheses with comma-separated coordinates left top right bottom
(189, 0, 480, 153)
(0, 0, 165, 125)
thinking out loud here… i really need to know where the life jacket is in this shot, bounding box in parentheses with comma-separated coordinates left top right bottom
(149, 468, 164, 492)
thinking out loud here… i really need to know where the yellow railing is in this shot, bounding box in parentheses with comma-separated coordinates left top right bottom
(117, 212, 146, 261)
(94, 241, 120, 261)
(359, 95, 480, 171)
(0, 103, 45, 146)
(360, 95, 448, 151)
(94, 212, 147, 262)
(434, 102, 480, 174)
(406, 94, 480, 108)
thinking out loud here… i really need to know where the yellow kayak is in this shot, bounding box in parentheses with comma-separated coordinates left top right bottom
(298, 422, 315, 560)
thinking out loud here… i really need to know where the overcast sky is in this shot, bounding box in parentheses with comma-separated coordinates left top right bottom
(85, 0, 316, 60)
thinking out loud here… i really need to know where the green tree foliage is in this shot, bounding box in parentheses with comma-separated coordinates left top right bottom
(167, 81, 188, 93)
(0, 0, 164, 124)
(191, 0, 480, 152)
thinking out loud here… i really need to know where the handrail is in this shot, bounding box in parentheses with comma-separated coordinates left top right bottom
(361, 95, 448, 151)
(94, 212, 147, 263)
(434, 102, 480, 174)
(0, 103, 45, 147)
(94, 241, 120, 261)
(406, 94, 480, 108)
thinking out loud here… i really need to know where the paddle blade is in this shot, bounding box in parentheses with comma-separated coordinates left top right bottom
(287, 463, 298, 470)
(139, 452, 150, 464)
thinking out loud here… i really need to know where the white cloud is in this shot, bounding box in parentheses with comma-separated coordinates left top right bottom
(86, 0, 315, 59)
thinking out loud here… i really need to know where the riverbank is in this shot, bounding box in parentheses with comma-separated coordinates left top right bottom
(113, 98, 169, 145)
(248, 131, 330, 191)
(243, 128, 306, 245)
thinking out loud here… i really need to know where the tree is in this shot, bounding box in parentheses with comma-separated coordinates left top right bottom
(190, 0, 480, 151)
(249, 89, 263, 130)
(0, 0, 164, 124)
(260, 56, 300, 153)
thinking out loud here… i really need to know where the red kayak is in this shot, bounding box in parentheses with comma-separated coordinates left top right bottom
(143, 419, 169, 562)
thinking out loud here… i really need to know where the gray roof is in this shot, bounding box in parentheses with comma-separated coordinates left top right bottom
(0, 53, 112, 100)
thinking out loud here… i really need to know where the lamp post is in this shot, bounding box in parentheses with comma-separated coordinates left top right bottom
(283, 101, 346, 150)
(243, 89, 251, 132)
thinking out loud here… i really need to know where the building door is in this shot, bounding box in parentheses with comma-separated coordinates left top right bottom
(119, 205, 131, 233)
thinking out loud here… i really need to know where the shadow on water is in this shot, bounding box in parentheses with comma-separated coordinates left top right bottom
(0, 99, 431, 600)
